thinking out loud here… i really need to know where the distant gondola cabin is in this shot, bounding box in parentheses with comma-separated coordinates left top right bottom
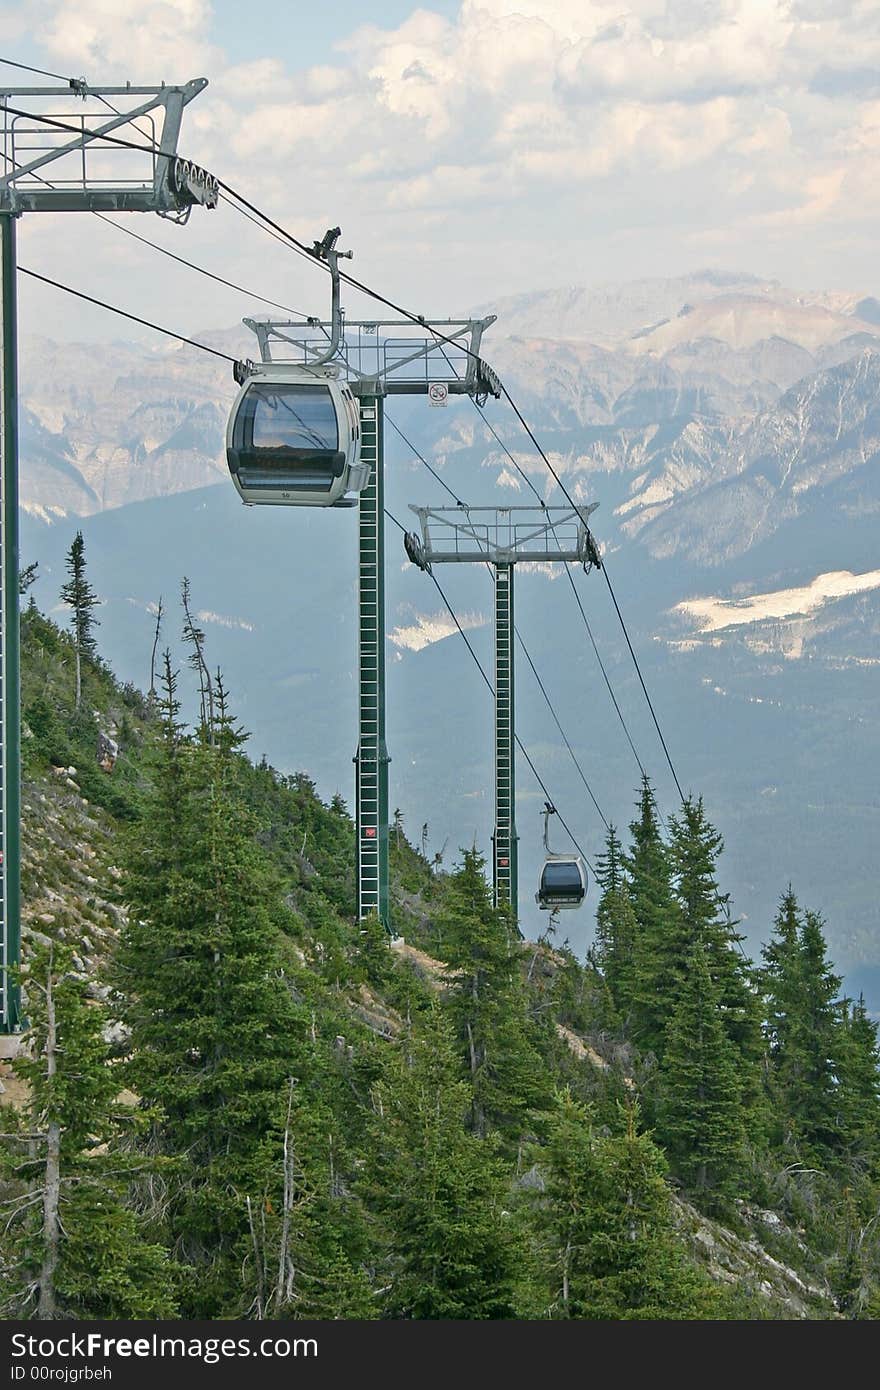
(536, 856, 587, 910)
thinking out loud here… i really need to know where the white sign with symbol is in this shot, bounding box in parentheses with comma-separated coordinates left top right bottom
(427, 382, 448, 407)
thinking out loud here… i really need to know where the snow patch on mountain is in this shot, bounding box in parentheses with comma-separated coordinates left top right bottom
(389, 608, 487, 652)
(675, 569, 880, 633)
(22, 502, 69, 525)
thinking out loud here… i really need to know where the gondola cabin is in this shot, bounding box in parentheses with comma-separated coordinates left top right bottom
(226, 365, 370, 507)
(536, 856, 587, 911)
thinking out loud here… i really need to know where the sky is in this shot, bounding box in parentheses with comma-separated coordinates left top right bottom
(3, 0, 880, 341)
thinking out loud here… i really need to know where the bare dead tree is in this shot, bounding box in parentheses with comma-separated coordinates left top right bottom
(35, 946, 60, 1319)
(275, 1078, 297, 1310)
(148, 596, 164, 700)
(244, 1079, 308, 1319)
(246, 1196, 266, 1320)
(180, 576, 214, 742)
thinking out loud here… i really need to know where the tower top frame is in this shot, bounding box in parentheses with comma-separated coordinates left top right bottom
(404, 503, 600, 571)
(0, 78, 217, 217)
(242, 313, 501, 400)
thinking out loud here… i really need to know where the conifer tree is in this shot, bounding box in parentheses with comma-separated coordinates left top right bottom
(624, 777, 680, 1055)
(762, 888, 803, 1056)
(437, 848, 548, 1140)
(657, 940, 745, 1200)
(241, 1078, 377, 1320)
(180, 576, 214, 739)
(365, 1007, 521, 1319)
(831, 1185, 876, 1319)
(761, 887, 807, 1145)
(114, 659, 316, 1315)
(351, 911, 394, 990)
(1, 942, 176, 1319)
(668, 797, 764, 1116)
(59, 530, 100, 709)
(592, 824, 639, 1025)
(18, 561, 38, 595)
(788, 909, 846, 1159)
(539, 1090, 716, 1318)
(837, 995, 880, 1166)
(762, 893, 880, 1165)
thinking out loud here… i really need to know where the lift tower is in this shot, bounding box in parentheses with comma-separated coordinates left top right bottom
(239, 314, 500, 928)
(404, 504, 599, 913)
(0, 79, 217, 1033)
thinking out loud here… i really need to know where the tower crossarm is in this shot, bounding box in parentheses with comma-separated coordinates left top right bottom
(0, 80, 217, 215)
(241, 315, 500, 400)
(407, 504, 599, 567)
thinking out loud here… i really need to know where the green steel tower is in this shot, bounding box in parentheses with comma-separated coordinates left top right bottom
(403, 504, 599, 914)
(237, 311, 500, 930)
(0, 78, 217, 1033)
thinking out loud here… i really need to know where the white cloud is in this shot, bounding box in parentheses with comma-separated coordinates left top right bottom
(40, 0, 219, 79)
(195, 608, 255, 632)
(14, 1, 880, 334)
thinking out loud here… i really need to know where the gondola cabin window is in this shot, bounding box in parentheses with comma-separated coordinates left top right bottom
(248, 383, 339, 451)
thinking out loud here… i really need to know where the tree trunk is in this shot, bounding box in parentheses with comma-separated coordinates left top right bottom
(74, 646, 81, 711)
(149, 597, 164, 699)
(246, 1196, 265, 1320)
(276, 1081, 296, 1310)
(466, 1019, 478, 1078)
(37, 966, 60, 1319)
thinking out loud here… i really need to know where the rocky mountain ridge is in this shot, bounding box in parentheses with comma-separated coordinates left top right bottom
(20, 269, 880, 535)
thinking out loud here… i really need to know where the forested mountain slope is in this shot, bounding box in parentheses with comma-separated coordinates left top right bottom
(2, 595, 879, 1320)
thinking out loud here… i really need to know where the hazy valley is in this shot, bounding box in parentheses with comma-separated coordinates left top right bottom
(19, 269, 880, 999)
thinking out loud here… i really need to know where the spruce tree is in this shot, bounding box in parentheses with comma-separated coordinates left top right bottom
(789, 909, 846, 1159)
(762, 888, 803, 1054)
(539, 1091, 716, 1318)
(2, 942, 177, 1319)
(624, 777, 680, 1055)
(837, 995, 880, 1167)
(19, 561, 38, 595)
(437, 848, 548, 1141)
(114, 659, 316, 1315)
(365, 1006, 521, 1319)
(761, 887, 807, 1147)
(668, 797, 764, 1115)
(657, 940, 745, 1201)
(180, 576, 214, 738)
(592, 824, 639, 1026)
(240, 1078, 377, 1319)
(761, 893, 880, 1165)
(59, 530, 100, 710)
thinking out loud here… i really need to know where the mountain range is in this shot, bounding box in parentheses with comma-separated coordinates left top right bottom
(18, 268, 880, 1002)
